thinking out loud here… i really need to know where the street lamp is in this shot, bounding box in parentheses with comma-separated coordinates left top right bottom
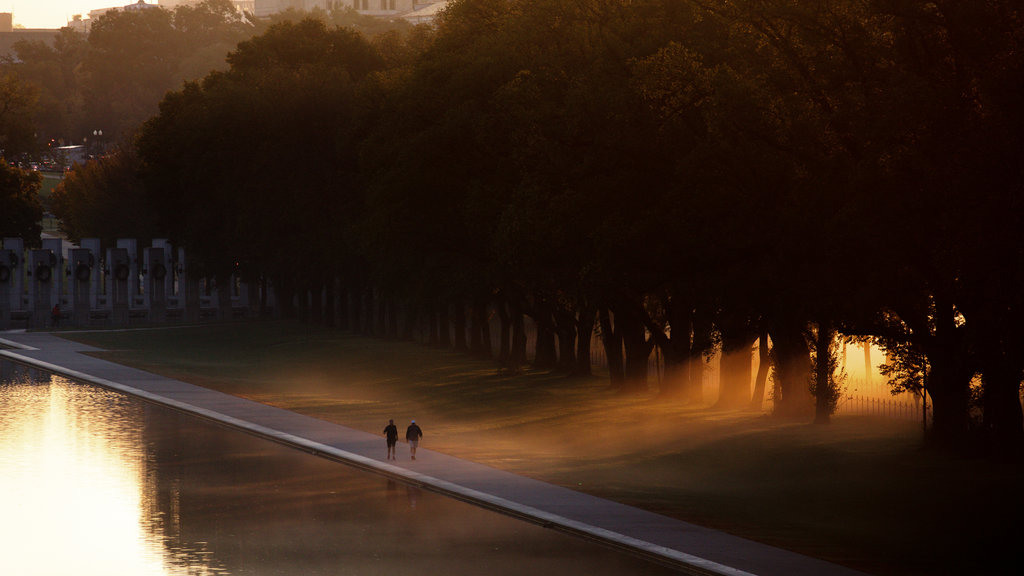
(87, 130, 103, 158)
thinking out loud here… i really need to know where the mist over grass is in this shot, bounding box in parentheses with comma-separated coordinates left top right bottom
(63, 321, 1023, 576)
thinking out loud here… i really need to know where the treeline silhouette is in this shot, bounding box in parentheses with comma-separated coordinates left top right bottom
(41, 1, 1024, 451)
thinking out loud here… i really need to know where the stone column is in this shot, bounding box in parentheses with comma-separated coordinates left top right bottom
(30, 249, 56, 330)
(41, 238, 64, 311)
(80, 238, 103, 310)
(2, 238, 25, 315)
(0, 248, 13, 329)
(116, 238, 140, 309)
(70, 248, 94, 327)
(179, 248, 200, 323)
(107, 247, 130, 326)
(144, 247, 166, 323)
(152, 239, 176, 308)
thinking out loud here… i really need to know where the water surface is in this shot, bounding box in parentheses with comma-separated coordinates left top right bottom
(0, 361, 680, 575)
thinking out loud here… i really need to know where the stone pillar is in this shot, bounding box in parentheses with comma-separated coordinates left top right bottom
(177, 248, 200, 323)
(41, 238, 64, 311)
(80, 238, 103, 310)
(152, 239, 175, 307)
(30, 249, 57, 330)
(144, 247, 166, 323)
(70, 248, 94, 327)
(107, 247, 130, 326)
(116, 239, 140, 309)
(2, 238, 25, 315)
(0, 248, 12, 329)
(173, 246, 185, 315)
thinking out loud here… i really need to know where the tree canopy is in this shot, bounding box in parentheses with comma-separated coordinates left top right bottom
(48, 0, 1024, 451)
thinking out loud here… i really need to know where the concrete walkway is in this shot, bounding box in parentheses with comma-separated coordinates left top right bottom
(1, 330, 871, 576)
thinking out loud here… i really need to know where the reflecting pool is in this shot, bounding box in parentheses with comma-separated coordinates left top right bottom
(0, 361, 680, 575)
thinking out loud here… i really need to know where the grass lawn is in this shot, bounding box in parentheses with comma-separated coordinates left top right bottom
(60, 320, 1022, 576)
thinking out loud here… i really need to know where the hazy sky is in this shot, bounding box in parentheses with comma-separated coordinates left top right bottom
(6, 1, 154, 29)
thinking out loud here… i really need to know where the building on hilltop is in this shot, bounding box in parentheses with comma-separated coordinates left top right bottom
(253, 0, 449, 23)
(88, 1, 160, 22)
(0, 13, 59, 56)
(158, 1, 255, 13)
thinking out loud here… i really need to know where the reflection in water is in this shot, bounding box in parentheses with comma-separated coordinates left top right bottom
(0, 362, 221, 575)
(0, 361, 680, 575)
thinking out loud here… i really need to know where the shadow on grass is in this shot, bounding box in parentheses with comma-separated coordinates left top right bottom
(62, 320, 1023, 576)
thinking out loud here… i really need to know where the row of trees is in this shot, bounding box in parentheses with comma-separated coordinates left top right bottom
(46, 1, 1024, 451)
(0, 0, 409, 158)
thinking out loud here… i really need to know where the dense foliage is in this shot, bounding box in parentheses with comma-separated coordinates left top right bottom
(0, 1, 408, 156)
(42, 1, 1024, 450)
(0, 160, 43, 242)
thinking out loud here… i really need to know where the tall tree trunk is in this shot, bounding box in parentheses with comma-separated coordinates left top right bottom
(310, 278, 324, 325)
(361, 288, 374, 336)
(980, 354, 1024, 445)
(346, 282, 359, 332)
(972, 304, 1024, 447)
(718, 330, 756, 409)
(532, 296, 558, 369)
(496, 297, 511, 363)
(555, 305, 577, 371)
(750, 327, 771, 410)
(336, 277, 350, 329)
(427, 301, 439, 346)
(812, 321, 839, 425)
(770, 321, 814, 418)
(453, 298, 468, 352)
(375, 294, 386, 337)
(296, 284, 310, 323)
(926, 352, 973, 446)
(386, 298, 399, 340)
(470, 297, 492, 358)
(715, 310, 757, 408)
(599, 306, 624, 389)
(510, 297, 527, 366)
(323, 276, 336, 328)
(438, 299, 451, 348)
(274, 276, 296, 319)
(469, 298, 484, 354)
(574, 305, 595, 377)
(617, 302, 651, 393)
(863, 341, 873, 385)
(686, 307, 715, 404)
(401, 300, 416, 341)
(656, 295, 692, 399)
(916, 295, 974, 446)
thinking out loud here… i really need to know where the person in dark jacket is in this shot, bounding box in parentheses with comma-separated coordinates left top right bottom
(383, 419, 399, 460)
(406, 420, 423, 460)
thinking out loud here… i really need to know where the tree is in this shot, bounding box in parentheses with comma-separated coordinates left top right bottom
(139, 18, 388, 318)
(0, 161, 43, 243)
(0, 71, 40, 157)
(6, 28, 87, 150)
(49, 143, 154, 246)
(173, 0, 254, 80)
(866, 0, 1024, 446)
(80, 7, 183, 140)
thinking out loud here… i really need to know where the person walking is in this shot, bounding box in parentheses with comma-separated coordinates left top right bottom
(383, 419, 399, 460)
(406, 420, 423, 460)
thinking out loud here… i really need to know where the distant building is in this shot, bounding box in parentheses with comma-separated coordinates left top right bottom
(400, 1, 448, 25)
(0, 13, 59, 57)
(253, 0, 448, 23)
(66, 15, 90, 34)
(88, 1, 160, 22)
(159, 1, 255, 14)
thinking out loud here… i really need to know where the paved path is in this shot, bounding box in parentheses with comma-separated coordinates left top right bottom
(1, 330, 870, 576)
